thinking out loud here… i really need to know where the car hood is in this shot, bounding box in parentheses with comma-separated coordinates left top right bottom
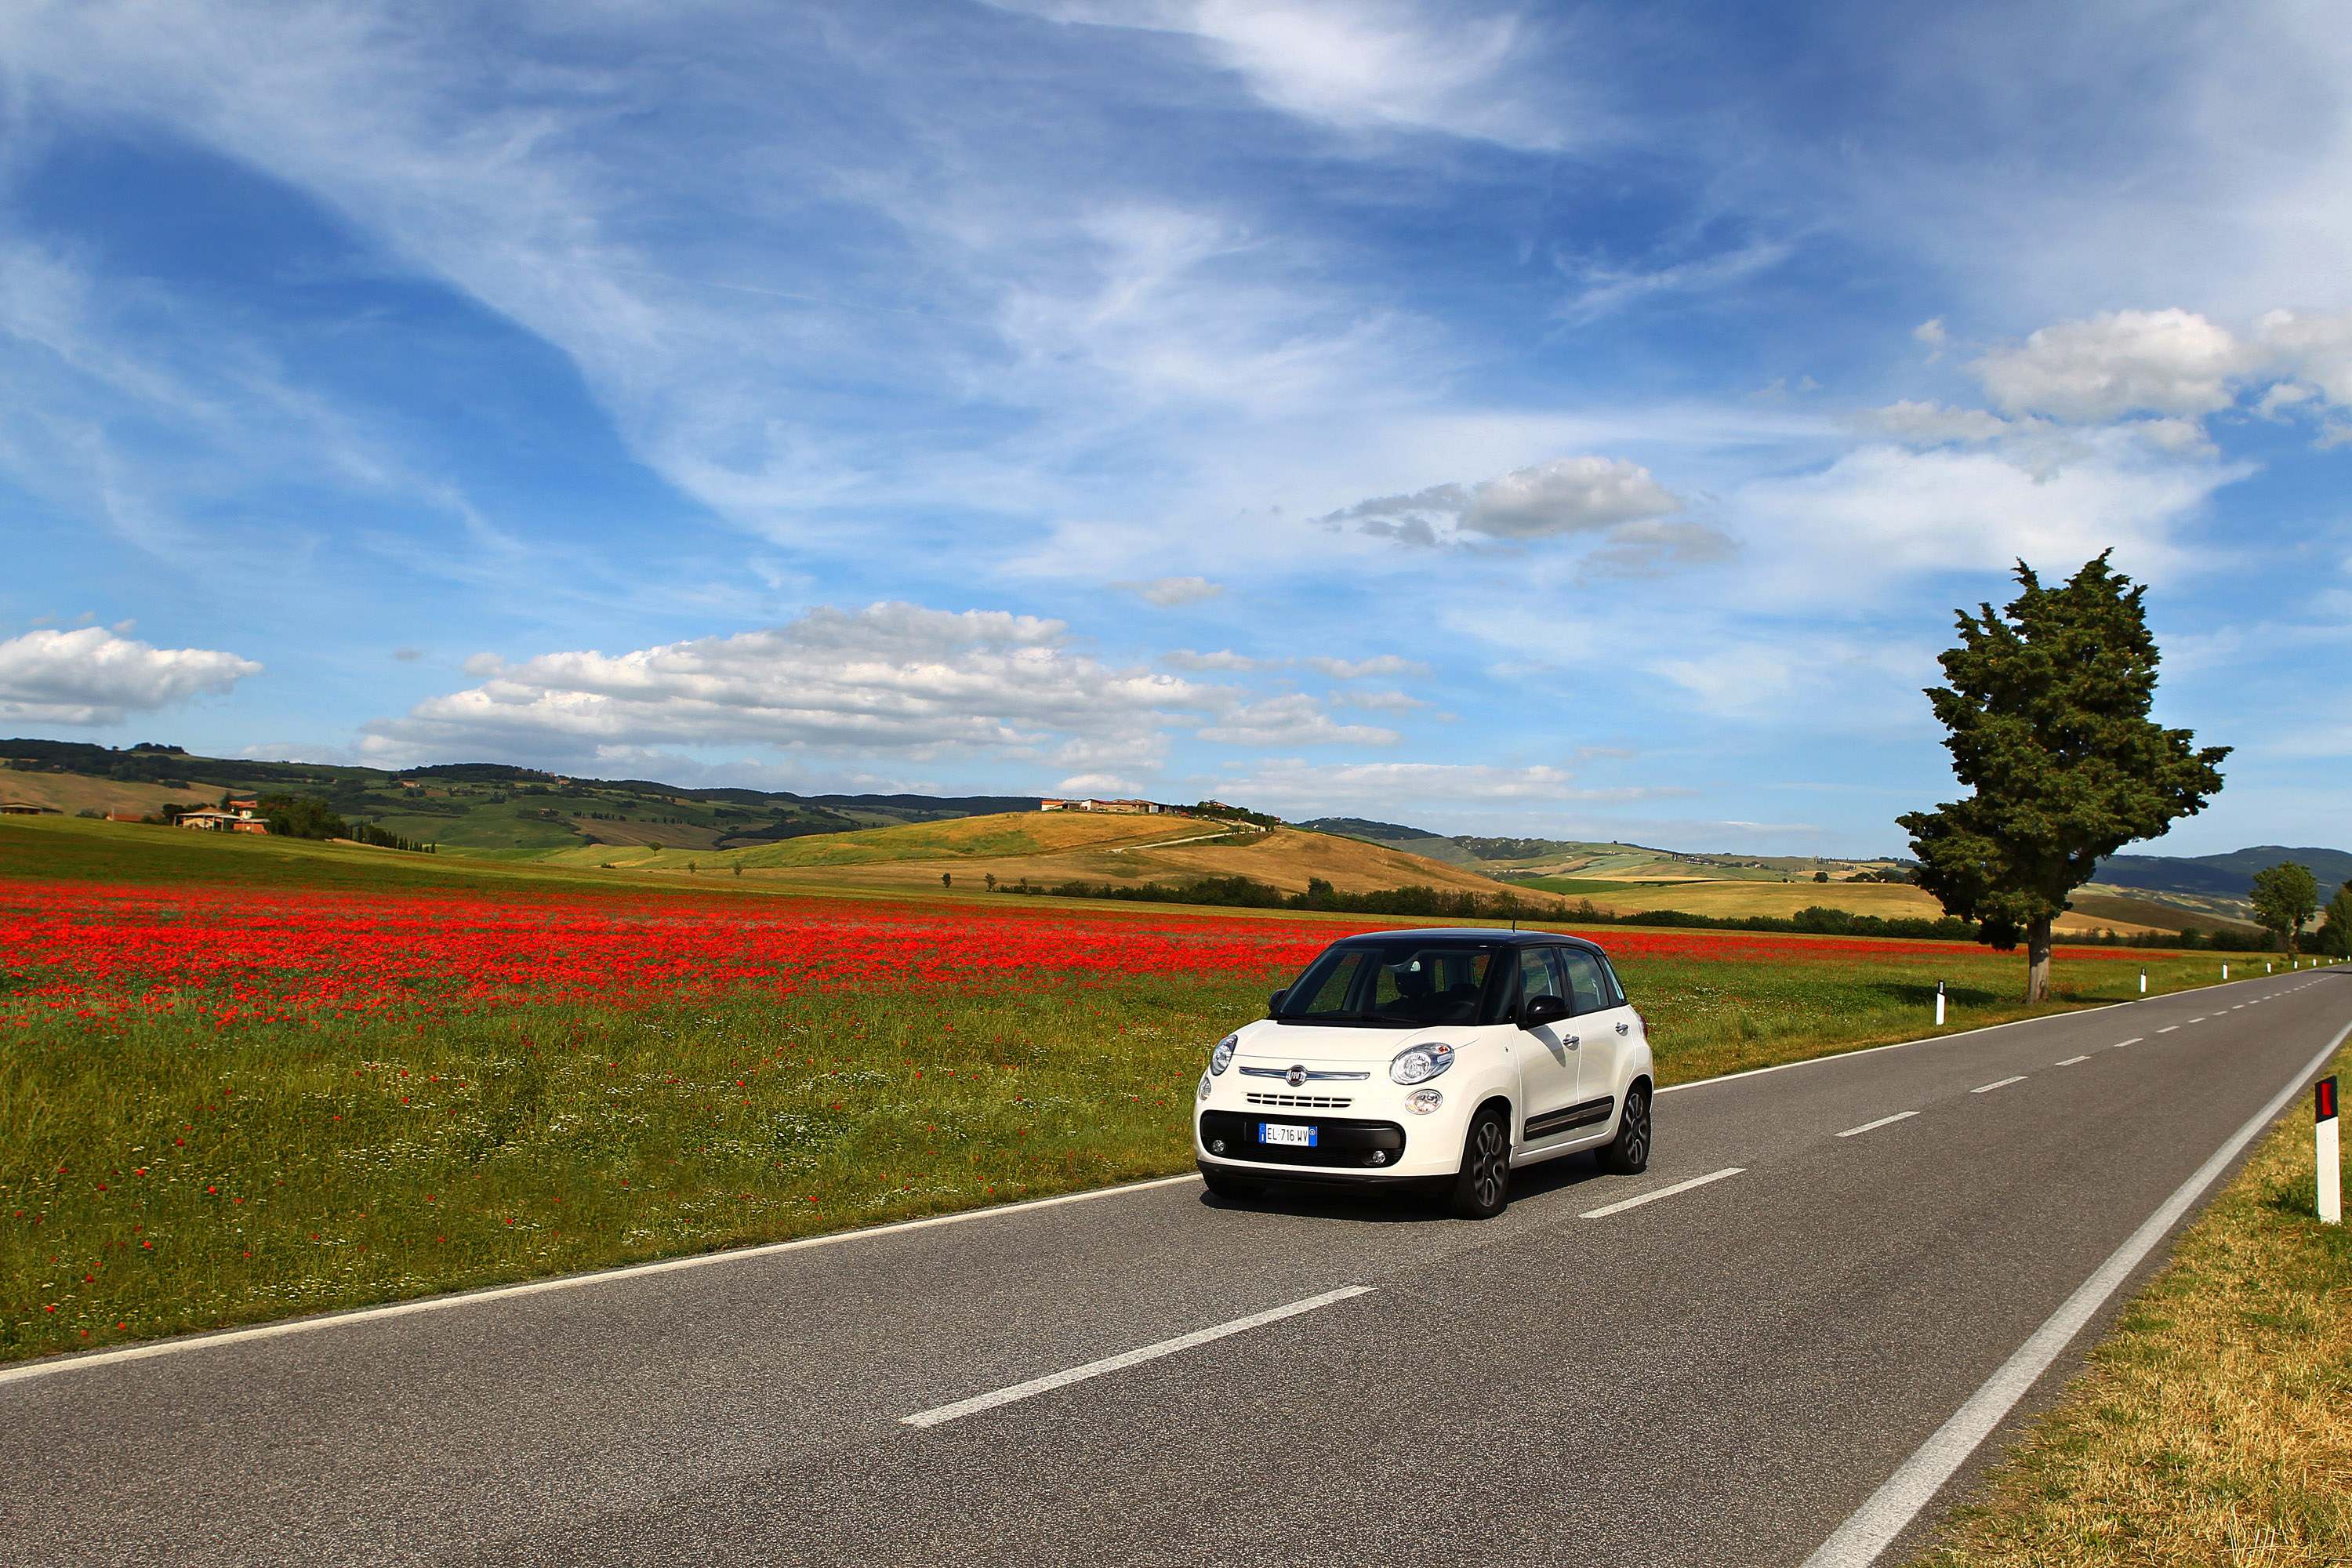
(1232, 1020, 1468, 1068)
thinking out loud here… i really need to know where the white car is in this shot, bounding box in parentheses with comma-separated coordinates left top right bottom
(1195, 928, 1653, 1218)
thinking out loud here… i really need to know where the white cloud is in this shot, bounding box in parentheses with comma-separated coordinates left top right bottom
(1857, 400, 2016, 446)
(1731, 438, 2235, 601)
(1163, 648, 1271, 671)
(2255, 308, 2352, 408)
(996, 0, 1564, 148)
(1319, 456, 1686, 548)
(1972, 309, 2257, 422)
(1217, 758, 1695, 814)
(1330, 688, 1428, 713)
(1193, 693, 1401, 746)
(362, 603, 1209, 767)
(1303, 654, 1426, 679)
(1112, 575, 1225, 606)
(0, 627, 261, 725)
(1054, 771, 1144, 794)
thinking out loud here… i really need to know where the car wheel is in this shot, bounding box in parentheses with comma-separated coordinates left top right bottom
(1596, 1080, 1652, 1174)
(1200, 1166, 1265, 1203)
(1446, 1106, 1512, 1220)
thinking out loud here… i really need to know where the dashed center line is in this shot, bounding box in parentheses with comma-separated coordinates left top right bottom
(1836, 1111, 1919, 1138)
(899, 1285, 1376, 1428)
(2114, 1037, 2142, 1047)
(1971, 1076, 2027, 1094)
(2157, 1026, 2179, 1033)
(2056, 1055, 2090, 1066)
(1580, 1167, 1744, 1218)
(2188, 1017, 2207, 1023)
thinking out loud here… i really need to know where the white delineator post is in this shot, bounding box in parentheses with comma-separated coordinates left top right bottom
(1935, 979, 1945, 1026)
(2223, 963, 2230, 979)
(2140, 967, 2147, 994)
(2319, 1076, 2341, 1227)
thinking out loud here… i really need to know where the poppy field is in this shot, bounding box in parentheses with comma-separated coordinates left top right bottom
(1, 873, 2238, 1360)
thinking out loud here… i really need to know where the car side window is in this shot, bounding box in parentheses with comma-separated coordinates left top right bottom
(1595, 954, 1627, 1007)
(1555, 948, 1610, 1016)
(1516, 948, 1563, 1017)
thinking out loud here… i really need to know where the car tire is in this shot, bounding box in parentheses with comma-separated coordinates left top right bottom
(1200, 1166, 1265, 1203)
(1446, 1106, 1512, 1220)
(1596, 1080, 1652, 1175)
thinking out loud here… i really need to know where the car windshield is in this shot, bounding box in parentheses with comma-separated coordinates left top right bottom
(1275, 942, 1501, 1027)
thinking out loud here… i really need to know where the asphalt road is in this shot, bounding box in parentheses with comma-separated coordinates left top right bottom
(5, 969, 2347, 1568)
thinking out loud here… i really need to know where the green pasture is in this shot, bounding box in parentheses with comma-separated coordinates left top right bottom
(2, 902, 2259, 1363)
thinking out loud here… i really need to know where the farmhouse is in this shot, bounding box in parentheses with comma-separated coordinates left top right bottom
(177, 808, 270, 835)
(0, 800, 60, 815)
(1038, 798, 1164, 815)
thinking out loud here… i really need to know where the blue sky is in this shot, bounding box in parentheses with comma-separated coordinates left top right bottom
(3, 0, 2349, 856)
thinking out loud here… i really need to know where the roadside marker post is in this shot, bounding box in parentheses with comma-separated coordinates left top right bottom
(1934, 980, 1945, 1026)
(2140, 967, 2147, 994)
(2320, 1077, 2341, 1227)
(2223, 964, 2230, 979)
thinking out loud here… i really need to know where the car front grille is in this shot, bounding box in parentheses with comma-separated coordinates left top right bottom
(1199, 1109, 1406, 1170)
(1246, 1092, 1352, 1109)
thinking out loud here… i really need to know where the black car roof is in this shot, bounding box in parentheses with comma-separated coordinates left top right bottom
(1330, 927, 1610, 954)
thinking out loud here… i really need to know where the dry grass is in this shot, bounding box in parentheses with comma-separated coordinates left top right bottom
(597, 815, 1529, 901)
(1912, 1047, 2352, 1567)
(1564, 877, 2172, 936)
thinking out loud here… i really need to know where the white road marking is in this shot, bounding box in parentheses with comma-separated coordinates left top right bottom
(1579, 1167, 1744, 1218)
(899, 1285, 1375, 1428)
(2056, 1055, 2090, 1066)
(0, 1173, 1206, 1391)
(1970, 1076, 2026, 1094)
(2188, 1017, 2207, 1023)
(2157, 1026, 2179, 1033)
(2114, 1037, 2142, 1047)
(1798, 1018, 2352, 1568)
(1836, 1112, 1919, 1138)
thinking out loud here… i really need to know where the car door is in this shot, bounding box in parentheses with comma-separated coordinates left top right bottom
(1557, 946, 1632, 1122)
(1512, 946, 1583, 1144)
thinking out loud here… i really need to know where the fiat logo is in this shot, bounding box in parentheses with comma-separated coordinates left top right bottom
(1285, 1064, 1308, 1087)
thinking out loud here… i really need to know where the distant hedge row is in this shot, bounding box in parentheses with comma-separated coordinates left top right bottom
(993, 875, 2252, 951)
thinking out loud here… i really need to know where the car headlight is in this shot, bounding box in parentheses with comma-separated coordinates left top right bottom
(1209, 1035, 1238, 1075)
(1406, 1087, 1444, 1115)
(1389, 1041, 1455, 1085)
(1197, 1071, 1214, 1101)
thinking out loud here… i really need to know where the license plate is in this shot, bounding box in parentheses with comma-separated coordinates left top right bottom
(1260, 1123, 1316, 1147)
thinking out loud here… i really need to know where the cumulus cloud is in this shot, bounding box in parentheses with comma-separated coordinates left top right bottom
(2255, 308, 2352, 409)
(0, 627, 261, 725)
(1112, 575, 1225, 606)
(362, 603, 1209, 768)
(1972, 309, 2257, 422)
(1193, 693, 1401, 746)
(1319, 456, 1686, 549)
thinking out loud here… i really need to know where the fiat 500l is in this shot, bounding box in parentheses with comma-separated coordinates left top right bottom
(1194, 928, 1653, 1219)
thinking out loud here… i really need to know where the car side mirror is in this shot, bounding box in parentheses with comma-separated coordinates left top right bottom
(1522, 993, 1570, 1029)
(1267, 989, 1288, 1015)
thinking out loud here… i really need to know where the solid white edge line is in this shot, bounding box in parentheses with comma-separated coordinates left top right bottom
(0, 1173, 1203, 1391)
(900, 1284, 1375, 1428)
(1796, 1016, 2352, 1568)
(2056, 1056, 2091, 1066)
(1579, 1167, 1744, 1218)
(1969, 1076, 2027, 1094)
(1836, 1112, 1919, 1138)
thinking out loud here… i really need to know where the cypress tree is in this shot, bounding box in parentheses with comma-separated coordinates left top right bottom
(1898, 553, 2228, 1001)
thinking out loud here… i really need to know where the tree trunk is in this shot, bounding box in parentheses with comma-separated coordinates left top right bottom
(2025, 915, 2054, 1002)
